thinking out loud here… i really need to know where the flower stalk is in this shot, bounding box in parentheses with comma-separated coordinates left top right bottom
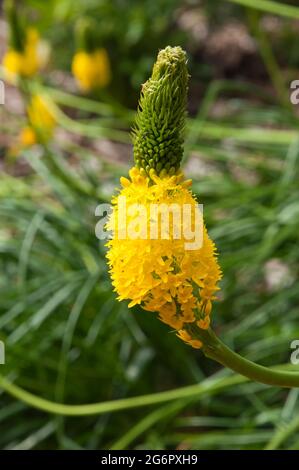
(190, 327, 299, 388)
(106, 45, 299, 389)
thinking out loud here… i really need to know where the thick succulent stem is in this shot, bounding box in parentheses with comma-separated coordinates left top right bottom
(190, 326, 299, 388)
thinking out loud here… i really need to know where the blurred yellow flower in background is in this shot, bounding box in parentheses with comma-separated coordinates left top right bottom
(2, 28, 44, 78)
(27, 95, 55, 131)
(19, 126, 37, 147)
(10, 95, 56, 156)
(9, 94, 55, 157)
(71, 49, 111, 92)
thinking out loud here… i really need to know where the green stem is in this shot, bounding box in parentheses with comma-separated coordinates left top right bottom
(0, 334, 298, 416)
(0, 373, 244, 416)
(195, 328, 299, 388)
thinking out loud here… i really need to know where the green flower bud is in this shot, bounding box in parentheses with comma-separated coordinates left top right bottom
(133, 46, 189, 177)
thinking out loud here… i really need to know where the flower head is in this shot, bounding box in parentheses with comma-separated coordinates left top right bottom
(106, 46, 222, 349)
(3, 28, 43, 79)
(28, 95, 55, 130)
(106, 167, 222, 348)
(10, 95, 55, 156)
(71, 18, 111, 92)
(23, 95, 56, 145)
(72, 49, 111, 92)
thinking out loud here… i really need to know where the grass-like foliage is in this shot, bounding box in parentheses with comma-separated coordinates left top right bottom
(0, 0, 299, 451)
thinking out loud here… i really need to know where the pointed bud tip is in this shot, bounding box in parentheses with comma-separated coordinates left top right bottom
(153, 46, 188, 77)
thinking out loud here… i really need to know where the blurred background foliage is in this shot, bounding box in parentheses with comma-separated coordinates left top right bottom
(0, 0, 299, 450)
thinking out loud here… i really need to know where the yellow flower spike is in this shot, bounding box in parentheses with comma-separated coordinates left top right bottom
(11, 95, 55, 154)
(106, 165, 222, 348)
(28, 95, 55, 129)
(3, 50, 22, 78)
(106, 46, 221, 350)
(71, 49, 111, 92)
(2, 28, 44, 79)
(26, 95, 56, 144)
(106, 50, 299, 388)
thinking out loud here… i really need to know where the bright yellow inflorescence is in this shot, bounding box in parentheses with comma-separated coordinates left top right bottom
(106, 167, 222, 349)
(17, 95, 56, 149)
(27, 95, 55, 131)
(3, 28, 42, 78)
(71, 49, 111, 92)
